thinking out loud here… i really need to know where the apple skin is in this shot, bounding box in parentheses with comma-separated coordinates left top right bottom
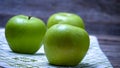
(44, 24, 90, 66)
(5, 15, 46, 54)
(47, 12, 85, 29)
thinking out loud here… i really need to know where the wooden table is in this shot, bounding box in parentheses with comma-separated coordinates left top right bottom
(97, 35, 120, 68)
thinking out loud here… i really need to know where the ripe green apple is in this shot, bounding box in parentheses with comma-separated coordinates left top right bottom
(47, 12, 85, 29)
(5, 15, 46, 54)
(44, 24, 90, 66)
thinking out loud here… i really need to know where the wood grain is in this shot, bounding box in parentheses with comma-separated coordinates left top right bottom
(98, 35, 120, 68)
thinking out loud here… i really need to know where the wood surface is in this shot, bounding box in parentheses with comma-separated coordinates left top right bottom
(97, 35, 120, 68)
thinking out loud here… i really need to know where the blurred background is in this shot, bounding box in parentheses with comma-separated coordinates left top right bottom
(0, 0, 120, 67)
(0, 0, 120, 36)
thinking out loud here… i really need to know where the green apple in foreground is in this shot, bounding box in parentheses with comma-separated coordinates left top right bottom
(47, 12, 85, 29)
(5, 15, 46, 54)
(44, 24, 90, 66)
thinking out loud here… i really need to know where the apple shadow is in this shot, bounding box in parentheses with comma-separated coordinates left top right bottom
(35, 52, 45, 55)
(75, 63, 96, 68)
(47, 62, 95, 68)
(8, 51, 45, 56)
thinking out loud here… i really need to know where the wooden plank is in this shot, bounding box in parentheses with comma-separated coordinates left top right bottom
(109, 60, 120, 68)
(100, 46, 120, 68)
(97, 34, 120, 68)
(97, 35, 120, 42)
(100, 44, 120, 52)
(105, 52, 120, 59)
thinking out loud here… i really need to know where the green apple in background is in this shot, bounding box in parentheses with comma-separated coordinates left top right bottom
(5, 15, 46, 54)
(44, 24, 90, 66)
(47, 12, 85, 29)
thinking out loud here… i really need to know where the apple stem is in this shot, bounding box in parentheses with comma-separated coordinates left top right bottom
(28, 16, 31, 20)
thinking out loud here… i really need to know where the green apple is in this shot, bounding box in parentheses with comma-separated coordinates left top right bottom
(5, 15, 46, 54)
(44, 24, 90, 66)
(47, 12, 85, 29)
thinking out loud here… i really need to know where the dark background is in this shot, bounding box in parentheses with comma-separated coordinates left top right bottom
(0, 0, 120, 36)
(0, 0, 120, 68)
